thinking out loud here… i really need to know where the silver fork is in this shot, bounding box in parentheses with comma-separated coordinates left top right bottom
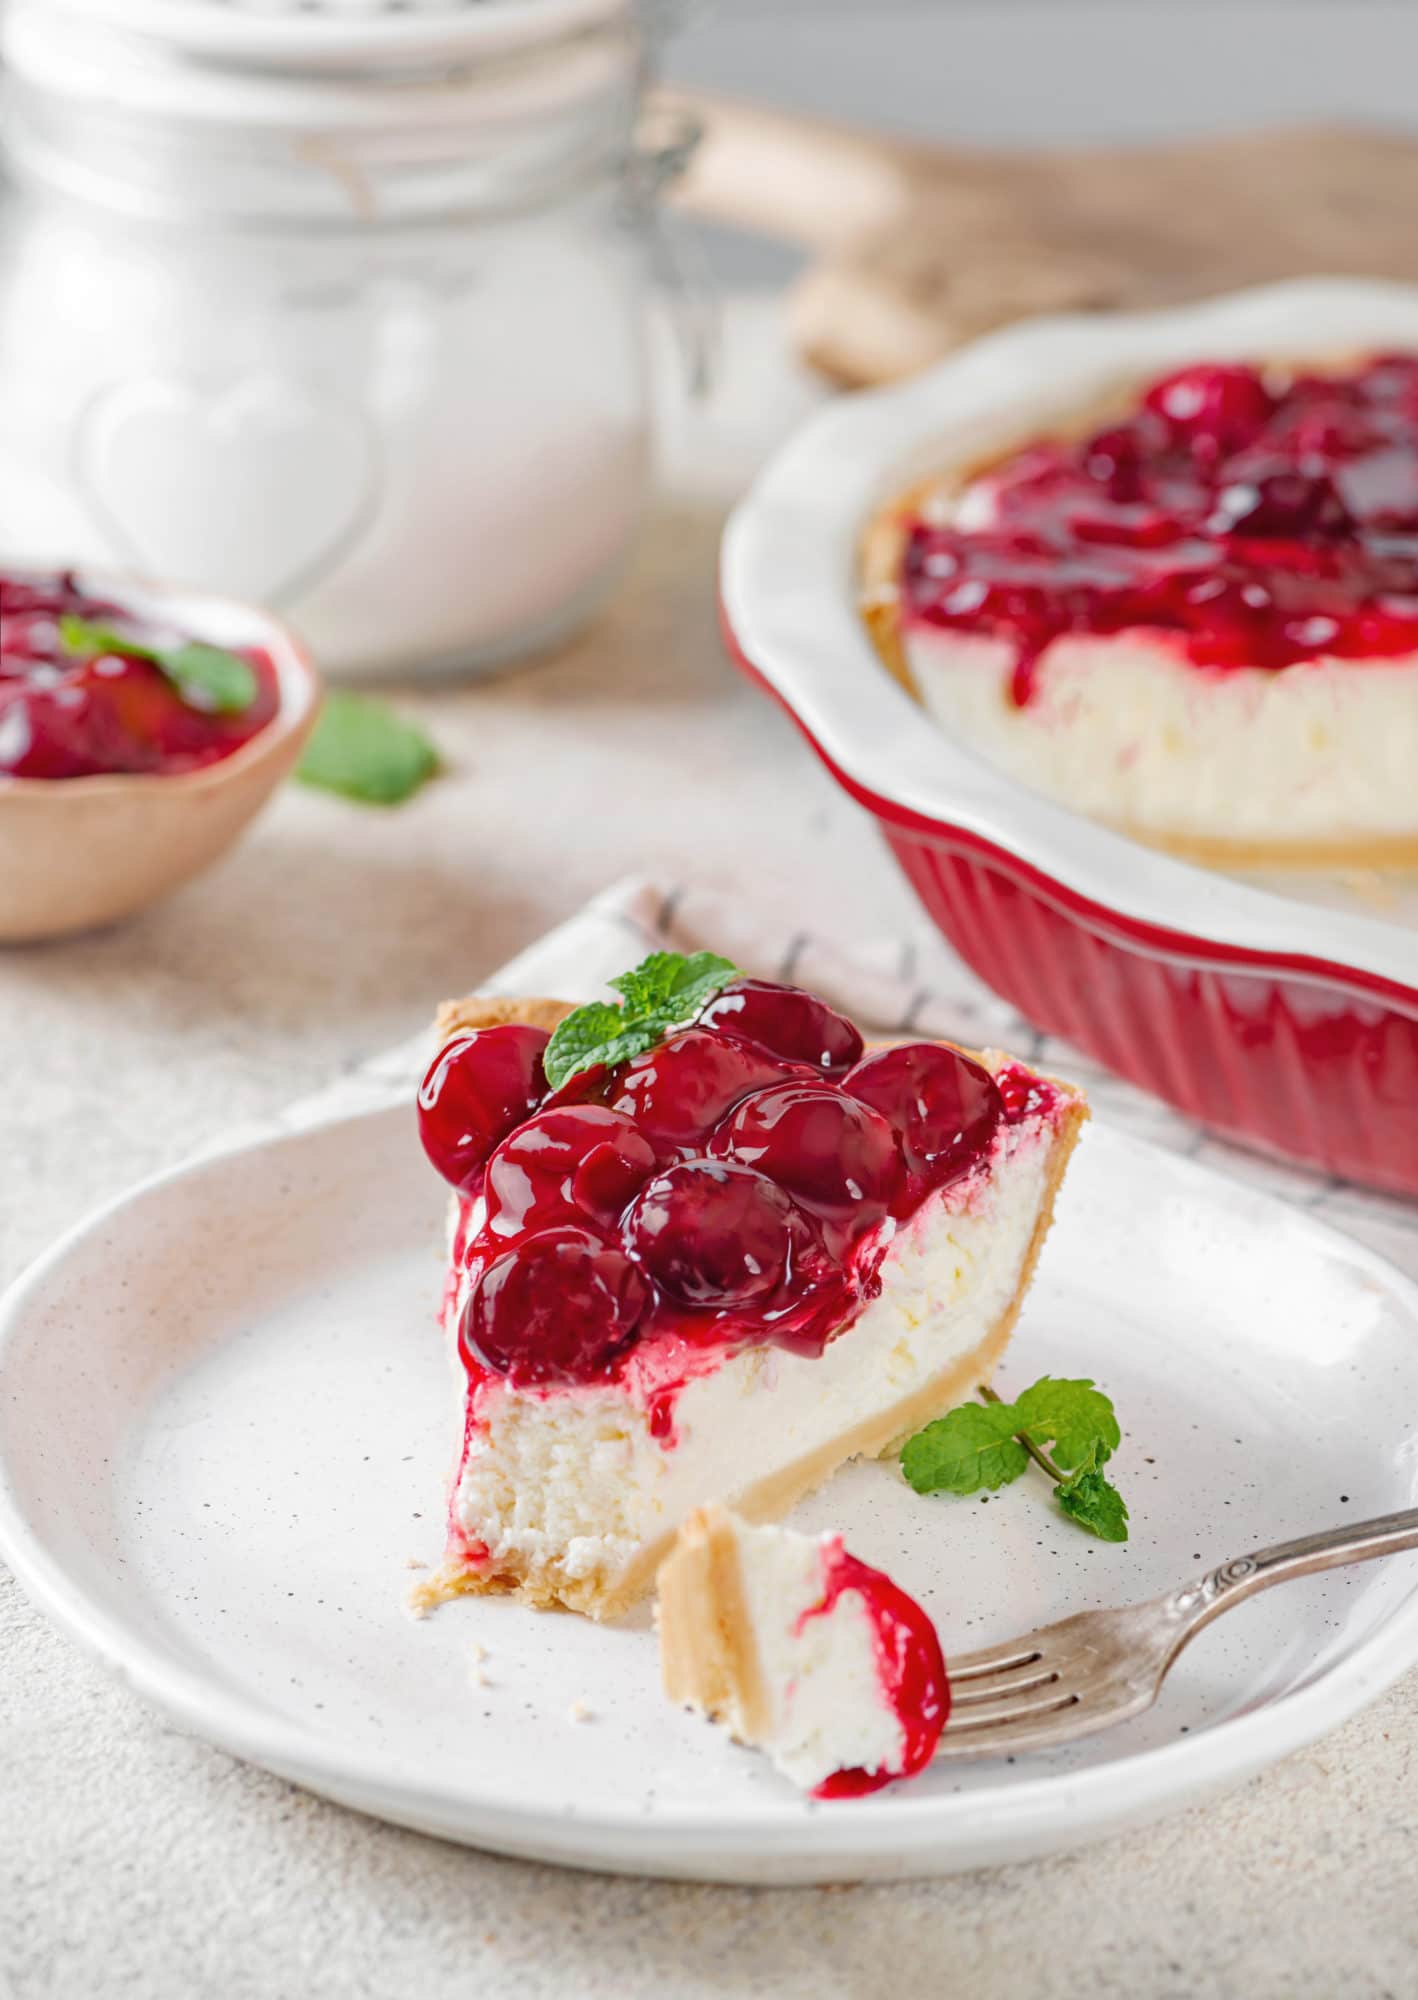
(936, 1506, 1418, 1759)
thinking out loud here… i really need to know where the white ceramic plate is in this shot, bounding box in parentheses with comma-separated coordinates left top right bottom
(1, 1106, 1416, 1885)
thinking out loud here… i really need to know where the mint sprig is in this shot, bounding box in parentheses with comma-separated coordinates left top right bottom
(902, 1376, 1129, 1543)
(59, 613, 258, 715)
(543, 950, 739, 1090)
(897, 1400, 1028, 1496)
(295, 691, 439, 806)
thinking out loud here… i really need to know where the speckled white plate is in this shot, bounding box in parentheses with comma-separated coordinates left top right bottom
(1, 1107, 1417, 1885)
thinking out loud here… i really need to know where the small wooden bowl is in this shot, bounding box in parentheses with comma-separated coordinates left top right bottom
(0, 573, 320, 943)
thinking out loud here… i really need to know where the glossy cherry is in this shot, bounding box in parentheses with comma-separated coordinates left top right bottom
(1207, 465, 1351, 540)
(1142, 362, 1276, 455)
(609, 1027, 809, 1154)
(460, 1227, 647, 1384)
(622, 1158, 810, 1308)
(698, 978, 864, 1075)
(417, 1024, 551, 1193)
(484, 1105, 657, 1237)
(710, 1081, 899, 1228)
(845, 1043, 1002, 1193)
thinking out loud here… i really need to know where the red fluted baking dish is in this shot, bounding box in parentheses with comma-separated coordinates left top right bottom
(719, 280, 1418, 1197)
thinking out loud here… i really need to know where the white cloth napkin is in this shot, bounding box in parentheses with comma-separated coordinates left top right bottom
(272, 875, 1418, 1283)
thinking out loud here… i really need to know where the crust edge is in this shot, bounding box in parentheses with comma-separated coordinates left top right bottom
(656, 1504, 769, 1743)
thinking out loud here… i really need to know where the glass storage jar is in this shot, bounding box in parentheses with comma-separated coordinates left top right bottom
(0, 0, 692, 678)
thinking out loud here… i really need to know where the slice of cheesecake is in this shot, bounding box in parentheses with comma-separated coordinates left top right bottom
(658, 1505, 949, 1795)
(415, 958, 1087, 1621)
(863, 354, 1418, 868)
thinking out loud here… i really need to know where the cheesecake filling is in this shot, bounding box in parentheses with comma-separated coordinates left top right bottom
(907, 625, 1418, 847)
(658, 1509, 950, 1796)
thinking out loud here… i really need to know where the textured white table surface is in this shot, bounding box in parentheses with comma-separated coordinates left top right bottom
(2, 301, 1416, 2000)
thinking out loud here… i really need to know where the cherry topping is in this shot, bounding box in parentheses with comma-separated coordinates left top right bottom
(806, 1540, 950, 1798)
(698, 978, 864, 1076)
(610, 1027, 809, 1154)
(845, 1044, 1002, 1194)
(710, 1082, 899, 1229)
(0, 567, 279, 779)
(1206, 465, 1351, 540)
(622, 1158, 811, 1308)
(460, 1227, 647, 1384)
(485, 1105, 656, 1237)
(900, 353, 1418, 700)
(417, 1024, 550, 1193)
(1142, 362, 1276, 457)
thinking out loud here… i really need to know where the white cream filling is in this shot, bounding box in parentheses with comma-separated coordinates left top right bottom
(449, 1116, 1055, 1593)
(905, 622, 1418, 848)
(730, 1519, 905, 1791)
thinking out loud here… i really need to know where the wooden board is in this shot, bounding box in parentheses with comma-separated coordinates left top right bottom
(659, 90, 1418, 385)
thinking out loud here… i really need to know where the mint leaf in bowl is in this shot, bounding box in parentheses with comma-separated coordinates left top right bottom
(59, 614, 259, 716)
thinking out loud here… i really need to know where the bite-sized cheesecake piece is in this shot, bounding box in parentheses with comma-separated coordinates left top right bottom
(416, 958, 1087, 1621)
(863, 354, 1418, 866)
(658, 1505, 948, 1796)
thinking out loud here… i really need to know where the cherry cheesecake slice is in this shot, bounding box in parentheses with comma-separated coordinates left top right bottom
(864, 354, 1418, 868)
(415, 962, 1086, 1621)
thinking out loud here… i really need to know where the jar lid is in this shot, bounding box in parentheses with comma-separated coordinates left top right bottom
(2, 0, 651, 133)
(7, 0, 637, 72)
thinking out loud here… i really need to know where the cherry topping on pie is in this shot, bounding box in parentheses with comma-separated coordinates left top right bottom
(485, 1105, 657, 1237)
(434, 978, 1061, 1391)
(460, 1227, 647, 1384)
(418, 1024, 551, 1193)
(710, 1082, 898, 1231)
(609, 1028, 810, 1153)
(846, 1044, 1002, 1198)
(698, 978, 865, 1075)
(1142, 362, 1276, 458)
(900, 353, 1418, 704)
(623, 1158, 808, 1307)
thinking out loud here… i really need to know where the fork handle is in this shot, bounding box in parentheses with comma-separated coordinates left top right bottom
(1170, 1506, 1418, 1640)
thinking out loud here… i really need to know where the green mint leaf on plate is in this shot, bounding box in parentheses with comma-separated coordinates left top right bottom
(295, 692, 439, 806)
(1056, 1455, 1130, 1543)
(58, 614, 257, 716)
(902, 1373, 1130, 1540)
(900, 1401, 1030, 1496)
(544, 950, 740, 1091)
(1011, 1376, 1121, 1472)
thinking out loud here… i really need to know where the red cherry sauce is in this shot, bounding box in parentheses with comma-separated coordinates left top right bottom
(420, 988, 1069, 1443)
(900, 355, 1418, 704)
(0, 569, 279, 778)
(801, 1537, 950, 1798)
